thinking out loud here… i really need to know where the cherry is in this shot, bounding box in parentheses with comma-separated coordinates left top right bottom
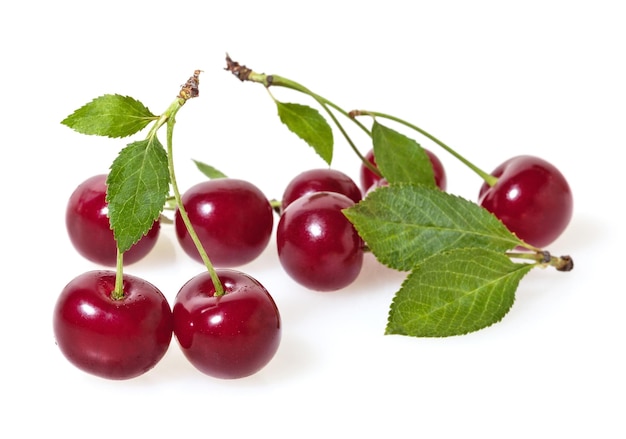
(478, 155, 573, 248)
(172, 269, 282, 379)
(359, 148, 447, 194)
(175, 178, 274, 267)
(53, 270, 173, 380)
(66, 174, 160, 266)
(281, 168, 362, 212)
(277, 191, 364, 291)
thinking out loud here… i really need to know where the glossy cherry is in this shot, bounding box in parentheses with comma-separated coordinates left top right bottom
(66, 174, 160, 266)
(478, 155, 573, 248)
(53, 270, 173, 380)
(277, 191, 364, 291)
(172, 269, 282, 379)
(359, 148, 447, 194)
(281, 168, 362, 212)
(175, 178, 274, 267)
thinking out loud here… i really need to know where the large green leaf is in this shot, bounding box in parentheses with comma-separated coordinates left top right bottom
(106, 138, 170, 252)
(61, 94, 156, 138)
(276, 101, 333, 165)
(344, 184, 522, 271)
(386, 248, 534, 337)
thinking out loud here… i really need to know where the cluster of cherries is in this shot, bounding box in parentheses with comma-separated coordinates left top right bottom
(54, 133, 573, 380)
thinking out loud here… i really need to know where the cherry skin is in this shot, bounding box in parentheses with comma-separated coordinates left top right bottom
(365, 177, 390, 195)
(53, 270, 173, 380)
(281, 168, 362, 212)
(172, 269, 282, 379)
(277, 191, 364, 292)
(66, 174, 160, 266)
(175, 178, 274, 267)
(478, 155, 573, 248)
(359, 148, 447, 194)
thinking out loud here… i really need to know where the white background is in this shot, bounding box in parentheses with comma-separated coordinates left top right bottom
(1, 1, 624, 437)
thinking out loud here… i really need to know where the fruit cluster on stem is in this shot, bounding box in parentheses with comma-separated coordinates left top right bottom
(56, 70, 282, 380)
(55, 54, 576, 381)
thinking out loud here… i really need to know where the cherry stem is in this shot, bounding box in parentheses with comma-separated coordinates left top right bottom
(349, 110, 499, 187)
(225, 54, 381, 178)
(109, 71, 226, 297)
(109, 71, 225, 297)
(112, 248, 125, 300)
(506, 250, 574, 272)
(269, 198, 282, 215)
(163, 75, 225, 296)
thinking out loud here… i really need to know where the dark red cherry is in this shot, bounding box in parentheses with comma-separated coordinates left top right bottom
(281, 168, 362, 212)
(175, 178, 274, 267)
(173, 269, 281, 379)
(478, 155, 573, 248)
(53, 270, 173, 380)
(277, 191, 364, 291)
(66, 174, 160, 266)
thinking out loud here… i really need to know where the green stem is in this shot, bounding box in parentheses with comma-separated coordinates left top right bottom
(165, 102, 225, 296)
(269, 198, 282, 215)
(110, 70, 224, 296)
(111, 248, 125, 300)
(226, 55, 381, 177)
(351, 110, 498, 187)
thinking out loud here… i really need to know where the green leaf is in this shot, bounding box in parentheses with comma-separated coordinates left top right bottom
(61, 94, 156, 138)
(276, 101, 333, 165)
(106, 138, 170, 252)
(386, 248, 534, 337)
(372, 121, 436, 187)
(192, 159, 228, 179)
(343, 184, 523, 271)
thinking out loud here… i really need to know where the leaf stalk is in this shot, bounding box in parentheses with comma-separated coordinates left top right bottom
(112, 248, 125, 300)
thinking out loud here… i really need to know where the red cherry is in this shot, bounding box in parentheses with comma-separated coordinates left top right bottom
(53, 270, 173, 380)
(478, 155, 573, 248)
(173, 269, 282, 379)
(66, 174, 160, 266)
(175, 178, 274, 267)
(277, 191, 364, 291)
(359, 148, 447, 194)
(426, 150, 447, 191)
(281, 168, 362, 211)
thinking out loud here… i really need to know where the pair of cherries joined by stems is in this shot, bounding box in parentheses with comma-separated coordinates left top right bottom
(54, 59, 574, 381)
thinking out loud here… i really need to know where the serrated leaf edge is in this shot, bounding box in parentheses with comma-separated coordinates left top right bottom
(384, 247, 534, 337)
(276, 101, 334, 165)
(61, 94, 156, 139)
(344, 184, 524, 271)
